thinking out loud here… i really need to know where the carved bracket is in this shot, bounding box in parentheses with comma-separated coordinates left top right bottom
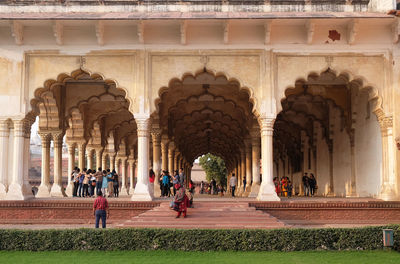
(223, 20, 230, 44)
(95, 21, 105, 46)
(347, 19, 359, 45)
(180, 20, 187, 45)
(305, 20, 315, 45)
(264, 21, 272, 45)
(53, 21, 63, 45)
(10, 21, 23, 45)
(137, 21, 144, 44)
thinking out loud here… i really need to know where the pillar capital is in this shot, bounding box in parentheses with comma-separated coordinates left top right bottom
(13, 119, 30, 138)
(0, 120, 10, 137)
(52, 131, 64, 147)
(135, 115, 151, 137)
(259, 116, 275, 137)
(38, 132, 52, 147)
(168, 141, 175, 151)
(151, 128, 162, 141)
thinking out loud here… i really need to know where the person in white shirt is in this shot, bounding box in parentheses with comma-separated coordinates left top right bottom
(230, 173, 237, 197)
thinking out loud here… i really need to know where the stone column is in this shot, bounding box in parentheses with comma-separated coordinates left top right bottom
(86, 148, 94, 170)
(161, 136, 169, 172)
(249, 135, 261, 198)
(347, 132, 357, 197)
(151, 130, 161, 197)
(120, 158, 129, 196)
(174, 152, 180, 173)
(379, 117, 397, 200)
(0, 121, 9, 198)
(101, 153, 107, 170)
(95, 148, 103, 170)
(238, 150, 246, 196)
(50, 132, 65, 197)
(36, 132, 51, 197)
(257, 117, 280, 201)
(128, 159, 136, 195)
(65, 143, 76, 197)
(110, 154, 116, 171)
(244, 139, 252, 196)
(6, 120, 33, 200)
(168, 142, 175, 174)
(131, 115, 152, 201)
(326, 143, 335, 197)
(78, 142, 86, 170)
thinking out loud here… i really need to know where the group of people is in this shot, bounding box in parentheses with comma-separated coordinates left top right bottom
(200, 180, 225, 196)
(302, 172, 317, 196)
(160, 168, 190, 197)
(274, 176, 293, 197)
(71, 167, 120, 198)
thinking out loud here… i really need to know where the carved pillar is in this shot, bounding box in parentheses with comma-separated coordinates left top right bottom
(0, 121, 9, 199)
(131, 116, 152, 201)
(238, 150, 246, 196)
(36, 132, 51, 197)
(326, 142, 335, 197)
(101, 153, 107, 170)
(65, 143, 76, 197)
(249, 134, 261, 198)
(86, 148, 94, 170)
(6, 120, 33, 200)
(110, 154, 116, 171)
(120, 158, 129, 196)
(50, 132, 65, 197)
(151, 130, 161, 197)
(347, 131, 357, 197)
(168, 142, 175, 174)
(95, 148, 103, 170)
(78, 142, 86, 170)
(128, 159, 136, 195)
(161, 136, 169, 172)
(257, 117, 280, 201)
(379, 117, 397, 200)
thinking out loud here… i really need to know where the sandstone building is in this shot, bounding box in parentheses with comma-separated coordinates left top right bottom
(0, 0, 398, 201)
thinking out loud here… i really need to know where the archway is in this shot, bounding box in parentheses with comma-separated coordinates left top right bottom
(273, 69, 386, 198)
(150, 70, 263, 198)
(1, 68, 140, 200)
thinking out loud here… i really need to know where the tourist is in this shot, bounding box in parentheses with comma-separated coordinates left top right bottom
(302, 173, 310, 196)
(173, 183, 188, 218)
(162, 170, 170, 197)
(281, 176, 288, 197)
(101, 170, 108, 196)
(172, 170, 179, 196)
(82, 169, 91, 197)
(211, 178, 217, 195)
(95, 167, 103, 196)
(72, 168, 80, 197)
(89, 170, 96, 197)
(107, 170, 115, 197)
(149, 168, 155, 184)
(78, 168, 86, 197)
(273, 177, 280, 195)
(179, 168, 185, 186)
(230, 173, 237, 197)
(200, 181, 204, 194)
(309, 173, 317, 196)
(189, 179, 195, 194)
(93, 190, 109, 228)
(287, 179, 293, 198)
(113, 172, 119, 198)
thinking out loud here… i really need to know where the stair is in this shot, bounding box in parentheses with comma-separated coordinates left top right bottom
(118, 201, 286, 229)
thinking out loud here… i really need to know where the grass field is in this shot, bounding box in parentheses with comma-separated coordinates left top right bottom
(0, 250, 399, 264)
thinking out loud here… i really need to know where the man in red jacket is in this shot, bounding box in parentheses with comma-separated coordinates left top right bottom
(93, 190, 109, 228)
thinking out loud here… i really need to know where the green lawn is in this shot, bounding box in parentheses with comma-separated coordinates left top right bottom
(0, 250, 399, 264)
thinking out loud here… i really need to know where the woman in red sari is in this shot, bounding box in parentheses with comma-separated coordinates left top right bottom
(174, 184, 188, 218)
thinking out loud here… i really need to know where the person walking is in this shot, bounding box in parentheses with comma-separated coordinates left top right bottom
(107, 170, 115, 197)
(162, 171, 170, 197)
(93, 190, 109, 228)
(309, 173, 317, 196)
(230, 173, 237, 197)
(113, 173, 119, 198)
(101, 170, 108, 196)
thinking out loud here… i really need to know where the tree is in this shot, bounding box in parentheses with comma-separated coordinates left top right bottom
(199, 153, 227, 187)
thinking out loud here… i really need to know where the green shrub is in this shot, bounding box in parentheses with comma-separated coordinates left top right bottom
(0, 226, 397, 251)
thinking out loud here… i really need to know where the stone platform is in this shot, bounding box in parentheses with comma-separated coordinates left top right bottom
(0, 197, 399, 229)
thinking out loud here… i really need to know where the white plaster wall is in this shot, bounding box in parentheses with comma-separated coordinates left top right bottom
(355, 90, 382, 197)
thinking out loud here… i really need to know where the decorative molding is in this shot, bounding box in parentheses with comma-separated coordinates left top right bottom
(135, 116, 150, 137)
(95, 20, 105, 46)
(53, 21, 63, 45)
(347, 19, 359, 45)
(392, 19, 400, 44)
(137, 21, 144, 44)
(305, 20, 315, 45)
(264, 21, 272, 45)
(180, 20, 187, 45)
(223, 20, 230, 44)
(10, 21, 23, 45)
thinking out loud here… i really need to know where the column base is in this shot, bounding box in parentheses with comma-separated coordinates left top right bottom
(154, 182, 161, 197)
(379, 183, 397, 201)
(5, 183, 34, 200)
(50, 184, 66, 197)
(257, 183, 280, 201)
(0, 183, 7, 199)
(36, 184, 51, 198)
(65, 182, 74, 197)
(248, 183, 260, 198)
(120, 186, 129, 196)
(131, 182, 153, 201)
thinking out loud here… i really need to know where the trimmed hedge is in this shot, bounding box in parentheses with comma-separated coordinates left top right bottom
(0, 226, 398, 251)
